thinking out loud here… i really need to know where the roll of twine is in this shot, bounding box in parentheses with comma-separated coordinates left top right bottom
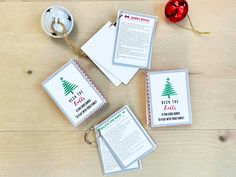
(50, 18, 87, 57)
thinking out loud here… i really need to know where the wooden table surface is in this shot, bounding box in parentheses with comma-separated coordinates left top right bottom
(0, 0, 236, 177)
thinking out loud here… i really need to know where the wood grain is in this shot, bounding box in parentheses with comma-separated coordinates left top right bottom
(0, 130, 235, 177)
(0, 1, 235, 177)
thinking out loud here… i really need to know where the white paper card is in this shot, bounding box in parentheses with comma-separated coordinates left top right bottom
(113, 10, 157, 69)
(96, 130, 142, 175)
(42, 60, 107, 126)
(146, 69, 192, 127)
(96, 105, 156, 168)
(93, 60, 121, 87)
(81, 22, 138, 85)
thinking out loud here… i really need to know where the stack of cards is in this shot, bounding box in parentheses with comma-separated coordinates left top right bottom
(42, 60, 107, 126)
(81, 21, 138, 86)
(82, 10, 157, 86)
(95, 105, 156, 175)
(146, 69, 192, 127)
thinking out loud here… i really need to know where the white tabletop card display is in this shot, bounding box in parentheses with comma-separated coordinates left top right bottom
(81, 22, 139, 86)
(146, 69, 192, 127)
(95, 105, 156, 168)
(113, 10, 158, 69)
(42, 60, 107, 126)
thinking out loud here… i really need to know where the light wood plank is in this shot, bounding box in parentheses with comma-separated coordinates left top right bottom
(0, 130, 235, 177)
(0, 1, 236, 176)
(0, 1, 235, 131)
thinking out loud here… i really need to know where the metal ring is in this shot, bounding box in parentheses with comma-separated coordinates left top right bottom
(84, 127, 99, 145)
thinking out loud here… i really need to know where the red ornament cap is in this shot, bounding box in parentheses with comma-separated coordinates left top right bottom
(165, 0, 188, 23)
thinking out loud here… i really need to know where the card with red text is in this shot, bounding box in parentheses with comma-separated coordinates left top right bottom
(113, 10, 157, 69)
(146, 69, 192, 127)
(42, 60, 107, 126)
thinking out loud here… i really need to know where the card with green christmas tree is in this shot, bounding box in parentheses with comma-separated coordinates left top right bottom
(146, 69, 192, 127)
(42, 60, 107, 126)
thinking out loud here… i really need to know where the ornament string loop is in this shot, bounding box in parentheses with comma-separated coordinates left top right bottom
(165, 0, 210, 36)
(176, 15, 210, 35)
(84, 127, 100, 145)
(50, 18, 87, 56)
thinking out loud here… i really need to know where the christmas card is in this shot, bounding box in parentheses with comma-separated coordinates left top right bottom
(113, 10, 157, 69)
(95, 105, 156, 169)
(146, 69, 192, 127)
(42, 60, 107, 126)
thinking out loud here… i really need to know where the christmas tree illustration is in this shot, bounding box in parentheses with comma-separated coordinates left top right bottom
(60, 77, 78, 96)
(161, 78, 177, 99)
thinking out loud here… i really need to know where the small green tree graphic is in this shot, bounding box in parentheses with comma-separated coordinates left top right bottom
(60, 77, 78, 96)
(161, 78, 177, 99)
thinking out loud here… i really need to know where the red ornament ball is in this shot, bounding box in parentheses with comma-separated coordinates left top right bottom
(165, 0, 188, 23)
